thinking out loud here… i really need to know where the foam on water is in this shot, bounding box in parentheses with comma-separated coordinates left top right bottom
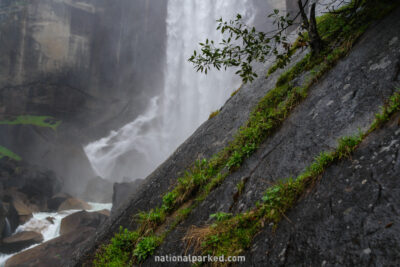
(0, 202, 111, 267)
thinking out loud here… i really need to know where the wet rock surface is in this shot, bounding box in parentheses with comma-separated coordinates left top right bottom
(111, 179, 144, 214)
(246, 114, 400, 266)
(60, 210, 108, 236)
(57, 198, 92, 212)
(47, 193, 72, 212)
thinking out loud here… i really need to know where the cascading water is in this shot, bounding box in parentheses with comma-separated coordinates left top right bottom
(85, 0, 256, 181)
(2, 218, 11, 238)
(0, 203, 111, 267)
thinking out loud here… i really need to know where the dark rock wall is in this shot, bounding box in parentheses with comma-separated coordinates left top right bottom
(0, 0, 168, 195)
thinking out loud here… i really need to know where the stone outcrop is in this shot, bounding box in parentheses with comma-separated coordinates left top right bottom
(111, 179, 144, 214)
(60, 210, 108, 235)
(0, 158, 62, 231)
(0, 231, 43, 254)
(46, 193, 71, 212)
(5, 227, 95, 267)
(57, 198, 91, 212)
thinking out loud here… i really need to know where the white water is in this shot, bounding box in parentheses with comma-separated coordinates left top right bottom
(85, 0, 255, 181)
(0, 202, 111, 267)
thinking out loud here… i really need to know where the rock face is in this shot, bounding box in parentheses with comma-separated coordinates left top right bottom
(111, 179, 144, 214)
(71, 6, 400, 266)
(0, 0, 168, 196)
(246, 114, 400, 266)
(0, 231, 43, 254)
(60, 210, 108, 235)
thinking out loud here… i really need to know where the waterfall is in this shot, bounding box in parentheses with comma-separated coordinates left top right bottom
(85, 0, 255, 181)
(3, 218, 11, 238)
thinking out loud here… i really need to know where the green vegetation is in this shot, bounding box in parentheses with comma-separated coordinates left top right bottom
(0, 146, 21, 161)
(236, 180, 245, 196)
(93, 2, 399, 265)
(230, 86, 242, 97)
(208, 110, 220, 120)
(133, 235, 162, 262)
(210, 212, 233, 222)
(186, 89, 400, 260)
(0, 115, 61, 130)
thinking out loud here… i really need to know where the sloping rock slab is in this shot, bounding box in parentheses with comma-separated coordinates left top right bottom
(144, 6, 400, 264)
(246, 115, 400, 265)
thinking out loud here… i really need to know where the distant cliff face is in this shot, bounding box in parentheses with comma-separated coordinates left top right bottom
(0, 0, 167, 138)
(0, 0, 168, 195)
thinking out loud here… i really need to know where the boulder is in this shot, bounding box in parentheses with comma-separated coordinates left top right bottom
(0, 158, 62, 211)
(7, 190, 38, 224)
(5, 227, 95, 267)
(0, 231, 43, 254)
(111, 179, 144, 214)
(96, 209, 111, 217)
(60, 210, 108, 235)
(47, 193, 71, 211)
(57, 198, 91, 211)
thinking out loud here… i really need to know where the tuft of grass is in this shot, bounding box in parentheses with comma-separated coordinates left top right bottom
(133, 235, 161, 263)
(183, 88, 400, 261)
(94, 227, 139, 267)
(0, 115, 61, 130)
(0, 146, 21, 161)
(231, 86, 242, 97)
(208, 110, 220, 120)
(210, 212, 233, 222)
(236, 180, 245, 196)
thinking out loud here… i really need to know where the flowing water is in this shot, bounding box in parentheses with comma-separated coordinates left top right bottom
(85, 0, 256, 181)
(0, 202, 111, 267)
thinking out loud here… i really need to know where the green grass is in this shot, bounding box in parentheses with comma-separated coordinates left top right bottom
(185, 89, 400, 261)
(93, 1, 399, 265)
(0, 115, 61, 130)
(0, 146, 21, 161)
